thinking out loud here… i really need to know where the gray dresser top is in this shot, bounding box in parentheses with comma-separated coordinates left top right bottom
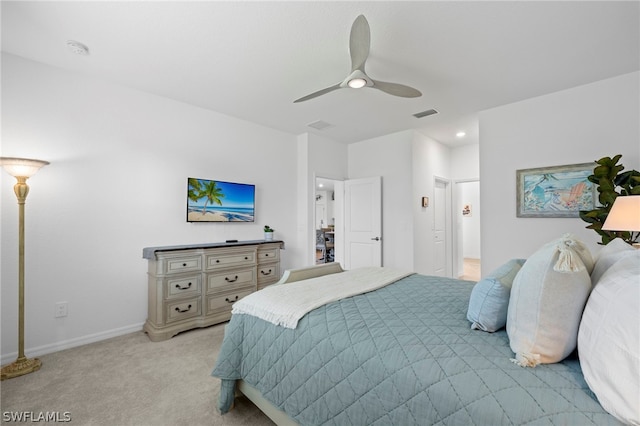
(142, 240, 284, 259)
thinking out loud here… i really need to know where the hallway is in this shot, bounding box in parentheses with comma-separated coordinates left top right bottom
(461, 258, 480, 281)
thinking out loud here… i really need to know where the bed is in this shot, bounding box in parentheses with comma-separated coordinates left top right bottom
(211, 257, 631, 426)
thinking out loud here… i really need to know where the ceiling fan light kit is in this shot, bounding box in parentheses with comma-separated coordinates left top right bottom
(347, 77, 367, 89)
(294, 15, 422, 103)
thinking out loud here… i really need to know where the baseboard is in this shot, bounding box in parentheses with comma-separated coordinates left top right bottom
(1, 322, 145, 365)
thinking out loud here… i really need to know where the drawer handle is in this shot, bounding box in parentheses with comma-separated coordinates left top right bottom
(244, 256, 248, 260)
(265, 254, 269, 257)
(261, 269, 272, 276)
(182, 263, 187, 267)
(216, 259, 220, 263)
(175, 282, 192, 290)
(225, 296, 239, 303)
(225, 275, 239, 283)
(175, 304, 192, 313)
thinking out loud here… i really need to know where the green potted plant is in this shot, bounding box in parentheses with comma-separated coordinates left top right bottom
(264, 225, 274, 241)
(579, 155, 640, 245)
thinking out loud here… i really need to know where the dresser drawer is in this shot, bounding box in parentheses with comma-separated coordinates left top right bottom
(165, 274, 201, 299)
(165, 255, 202, 275)
(258, 263, 280, 287)
(205, 249, 256, 270)
(165, 297, 201, 323)
(206, 288, 253, 316)
(258, 247, 280, 263)
(206, 268, 256, 293)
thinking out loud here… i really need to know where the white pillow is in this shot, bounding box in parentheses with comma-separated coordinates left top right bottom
(590, 237, 636, 286)
(467, 259, 525, 332)
(507, 234, 593, 367)
(578, 252, 640, 425)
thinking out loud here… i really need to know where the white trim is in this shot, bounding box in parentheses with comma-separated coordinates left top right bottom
(1, 322, 145, 364)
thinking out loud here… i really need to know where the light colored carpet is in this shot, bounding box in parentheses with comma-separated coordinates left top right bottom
(1, 324, 274, 425)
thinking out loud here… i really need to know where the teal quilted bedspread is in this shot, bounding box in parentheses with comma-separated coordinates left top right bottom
(212, 274, 619, 425)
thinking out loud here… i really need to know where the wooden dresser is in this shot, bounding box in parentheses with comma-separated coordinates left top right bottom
(142, 240, 284, 341)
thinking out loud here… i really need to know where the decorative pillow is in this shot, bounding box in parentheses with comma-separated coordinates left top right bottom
(506, 234, 593, 367)
(555, 233, 595, 274)
(590, 237, 636, 286)
(467, 259, 526, 332)
(578, 252, 640, 425)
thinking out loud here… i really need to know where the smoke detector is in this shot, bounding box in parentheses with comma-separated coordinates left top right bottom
(67, 40, 90, 56)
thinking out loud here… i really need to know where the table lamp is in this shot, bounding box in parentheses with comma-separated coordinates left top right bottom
(602, 195, 640, 249)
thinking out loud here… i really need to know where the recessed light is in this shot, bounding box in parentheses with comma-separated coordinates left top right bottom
(456, 131, 466, 138)
(67, 40, 90, 56)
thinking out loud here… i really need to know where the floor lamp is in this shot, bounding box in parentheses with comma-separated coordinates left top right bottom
(0, 157, 49, 381)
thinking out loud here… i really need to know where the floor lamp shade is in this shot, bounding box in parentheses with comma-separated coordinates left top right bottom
(0, 156, 49, 380)
(0, 157, 50, 178)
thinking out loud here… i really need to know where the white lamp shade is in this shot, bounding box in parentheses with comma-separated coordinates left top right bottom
(602, 196, 640, 232)
(0, 157, 49, 178)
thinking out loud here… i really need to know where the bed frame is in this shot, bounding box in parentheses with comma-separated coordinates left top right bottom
(274, 262, 344, 285)
(233, 263, 344, 425)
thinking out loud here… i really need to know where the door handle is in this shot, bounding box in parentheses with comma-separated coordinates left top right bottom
(371, 237, 381, 241)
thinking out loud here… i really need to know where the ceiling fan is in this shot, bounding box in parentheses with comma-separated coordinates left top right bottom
(294, 15, 422, 103)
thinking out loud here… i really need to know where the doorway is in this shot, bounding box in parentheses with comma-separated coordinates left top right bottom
(454, 180, 481, 281)
(313, 176, 382, 269)
(315, 177, 339, 264)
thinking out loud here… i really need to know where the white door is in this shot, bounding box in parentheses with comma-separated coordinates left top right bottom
(344, 176, 382, 269)
(433, 179, 449, 277)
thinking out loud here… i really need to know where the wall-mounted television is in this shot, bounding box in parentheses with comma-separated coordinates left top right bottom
(187, 178, 255, 222)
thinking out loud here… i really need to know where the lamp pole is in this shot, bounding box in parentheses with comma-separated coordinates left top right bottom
(1, 157, 49, 380)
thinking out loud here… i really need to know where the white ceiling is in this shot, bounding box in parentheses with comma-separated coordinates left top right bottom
(2, 1, 638, 147)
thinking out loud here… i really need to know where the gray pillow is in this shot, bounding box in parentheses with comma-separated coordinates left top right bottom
(467, 259, 526, 332)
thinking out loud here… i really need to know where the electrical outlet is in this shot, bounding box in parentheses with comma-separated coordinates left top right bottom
(55, 302, 68, 318)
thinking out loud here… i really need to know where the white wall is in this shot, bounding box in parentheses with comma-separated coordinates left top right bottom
(412, 132, 453, 275)
(480, 71, 640, 273)
(296, 133, 348, 265)
(348, 130, 414, 270)
(451, 144, 480, 181)
(347, 130, 456, 275)
(1, 53, 302, 362)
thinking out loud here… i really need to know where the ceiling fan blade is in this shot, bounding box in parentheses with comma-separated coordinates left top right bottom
(293, 83, 342, 103)
(349, 15, 370, 72)
(371, 80, 422, 98)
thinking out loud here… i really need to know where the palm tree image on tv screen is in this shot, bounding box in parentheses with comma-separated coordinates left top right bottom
(187, 178, 255, 222)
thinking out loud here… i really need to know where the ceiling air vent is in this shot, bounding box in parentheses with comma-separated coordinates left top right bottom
(413, 109, 439, 119)
(67, 40, 90, 56)
(307, 120, 334, 130)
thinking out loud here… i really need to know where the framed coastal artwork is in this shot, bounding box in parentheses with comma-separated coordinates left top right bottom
(187, 177, 255, 222)
(516, 162, 596, 218)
